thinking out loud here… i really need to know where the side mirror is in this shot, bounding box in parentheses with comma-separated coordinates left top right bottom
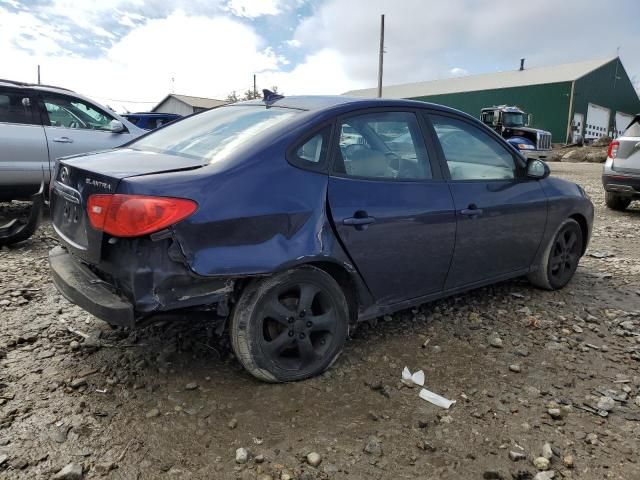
(108, 120, 125, 133)
(526, 114, 532, 126)
(526, 158, 550, 179)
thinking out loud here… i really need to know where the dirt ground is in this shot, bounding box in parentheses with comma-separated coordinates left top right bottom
(1, 162, 639, 480)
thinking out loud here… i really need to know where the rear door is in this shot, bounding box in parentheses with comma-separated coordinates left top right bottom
(0, 87, 49, 194)
(327, 109, 456, 304)
(425, 112, 547, 289)
(38, 92, 136, 161)
(613, 117, 640, 174)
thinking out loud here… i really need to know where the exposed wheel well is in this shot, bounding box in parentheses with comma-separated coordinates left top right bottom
(231, 262, 360, 325)
(569, 213, 588, 256)
(306, 261, 359, 325)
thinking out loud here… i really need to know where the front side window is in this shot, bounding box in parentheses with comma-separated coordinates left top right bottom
(132, 106, 298, 164)
(429, 114, 516, 181)
(335, 111, 431, 180)
(42, 95, 115, 130)
(0, 90, 35, 125)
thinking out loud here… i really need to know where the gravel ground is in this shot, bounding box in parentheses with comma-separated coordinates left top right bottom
(1, 162, 639, 480)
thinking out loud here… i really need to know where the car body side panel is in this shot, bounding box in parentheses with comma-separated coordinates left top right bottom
(0, 123, 50, 199)
(536, 176, 594, 262)
(117, 147, 360, 281)
(444, 179, 547, 288)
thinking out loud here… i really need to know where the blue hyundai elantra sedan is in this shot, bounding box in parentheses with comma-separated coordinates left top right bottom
(49, 92, 593, 382)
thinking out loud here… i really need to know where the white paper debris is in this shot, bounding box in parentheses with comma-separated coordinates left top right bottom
(401, 367, 425, 387)
(411, 370, 425, 387)
(419, 388, 456, 409)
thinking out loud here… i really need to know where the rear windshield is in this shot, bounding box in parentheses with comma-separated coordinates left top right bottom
(624, 118, 640, 137)
(131, 106, 298, 163)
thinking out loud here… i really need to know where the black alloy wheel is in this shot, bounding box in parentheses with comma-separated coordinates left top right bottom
(547, 221, 582, 289)
(230, 266, 349, 382)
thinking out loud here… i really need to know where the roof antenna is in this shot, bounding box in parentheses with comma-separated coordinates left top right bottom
(262, 89, 284, 103)
(520, 58, 525, 71)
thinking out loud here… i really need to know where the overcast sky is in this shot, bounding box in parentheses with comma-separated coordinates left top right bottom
(1, 0, 638, 112)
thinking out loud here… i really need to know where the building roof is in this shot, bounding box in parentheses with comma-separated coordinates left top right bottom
(152, 93, 227, 111)
(343, 57, 618, 99)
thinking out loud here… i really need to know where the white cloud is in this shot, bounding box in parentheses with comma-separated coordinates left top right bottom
(450, 67, 468, 77)
(0, 9, 284, 111)
(224, 0, 280, 18)
(263, 48, 365, 95)
(291, 0, 640, 91)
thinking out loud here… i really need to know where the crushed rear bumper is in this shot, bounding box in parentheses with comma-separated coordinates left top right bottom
(49, 246, 135, 326)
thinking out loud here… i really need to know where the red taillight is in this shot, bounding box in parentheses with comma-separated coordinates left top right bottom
(87, 194, 197, 237)
(607, 140, 619, 159)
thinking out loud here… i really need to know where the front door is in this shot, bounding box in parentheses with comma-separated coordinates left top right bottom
(327, 110, 456, 304)
(38, 93, 134, 162)
(427, 113, 547, 289)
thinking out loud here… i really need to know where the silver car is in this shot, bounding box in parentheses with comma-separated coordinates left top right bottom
(0, 79, 145, 243)
(602, 115, 640, 210)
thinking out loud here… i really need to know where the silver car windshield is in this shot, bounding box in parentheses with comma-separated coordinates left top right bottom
(131, 106, 298, 163)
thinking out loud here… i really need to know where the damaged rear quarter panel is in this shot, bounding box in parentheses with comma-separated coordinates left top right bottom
(118, 137, 357, 280)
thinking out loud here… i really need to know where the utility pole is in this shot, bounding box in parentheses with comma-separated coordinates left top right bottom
(253, 74, 257, 98)
(377, 14, 385, 98)
(37, 65, 41, 84)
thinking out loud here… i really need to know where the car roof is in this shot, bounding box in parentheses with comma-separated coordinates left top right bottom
(236, 95, 455, 113)
(0, 78, 76, 95)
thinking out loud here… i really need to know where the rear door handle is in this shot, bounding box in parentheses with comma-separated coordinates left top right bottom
(343, 211, 376, 230)
(460, 205, 483, 217)
(53, 137, 73, 143)
(343, 217, 375, 226)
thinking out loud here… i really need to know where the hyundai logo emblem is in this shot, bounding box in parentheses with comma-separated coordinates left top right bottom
(60, 166, 70, 185)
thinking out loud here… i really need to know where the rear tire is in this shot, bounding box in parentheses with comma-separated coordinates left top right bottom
(605, 192, 631, 211)
(230, 266, 349, 383)
(528, 218, 583, 290)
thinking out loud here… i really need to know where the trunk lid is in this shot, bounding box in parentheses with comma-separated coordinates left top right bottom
(51, 148, 206, 264)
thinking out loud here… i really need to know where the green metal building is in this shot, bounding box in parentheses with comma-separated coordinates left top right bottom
(345, 57, 640, 144)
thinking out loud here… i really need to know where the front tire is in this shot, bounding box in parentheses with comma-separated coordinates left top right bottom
(528, 218, 583, 290)
(605, 192, 631, 211)
(230, 266, 349, 383)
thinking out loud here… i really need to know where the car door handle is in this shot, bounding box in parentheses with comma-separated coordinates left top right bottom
(52, 137, 73, 144)
(343, 217, 376, 226)
(460, 206, 483, 217)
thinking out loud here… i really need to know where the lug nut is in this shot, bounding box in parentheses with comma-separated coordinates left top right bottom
(299, 333, 305, 339)
(288, 317, 294, 324)
(299, 310, 306, 318)
(306, 321, 312, 328)
(288, 331, 294, 337)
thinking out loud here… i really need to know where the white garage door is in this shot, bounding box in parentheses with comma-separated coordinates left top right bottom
(585, 103, 611, 140)
(614, 111, 634, 137)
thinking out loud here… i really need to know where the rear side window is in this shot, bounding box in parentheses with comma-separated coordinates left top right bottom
(289, 125, 332, 170)
(0, 90, 36, 125)
(333, 111, 432, 180)
(429, 114, 516, 181)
